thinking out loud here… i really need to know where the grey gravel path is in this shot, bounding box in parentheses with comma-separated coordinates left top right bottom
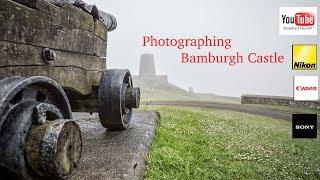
(70, 111, 160, 180)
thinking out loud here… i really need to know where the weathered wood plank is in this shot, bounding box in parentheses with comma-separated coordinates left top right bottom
(11, 0, 108, 41)
(94, 20, 108, 42)
(0, 40, 106, 71)
(0, 0, 107, 56)
(0, 66, 103, 95)
(12, 0, 38, 8)
(58, 2, 108, 41)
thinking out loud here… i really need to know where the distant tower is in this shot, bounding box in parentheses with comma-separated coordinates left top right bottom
(139, 54, 156, 76)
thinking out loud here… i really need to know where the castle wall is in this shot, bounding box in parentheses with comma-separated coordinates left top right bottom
(241, 94, 320, 110)
(133, 75, 168, 85)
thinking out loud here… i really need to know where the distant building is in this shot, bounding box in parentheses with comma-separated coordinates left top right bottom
(133, 53, 168, 85)
(133, 53, 192, 100)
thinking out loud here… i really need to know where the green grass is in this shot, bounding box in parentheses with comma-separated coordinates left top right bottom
(244, 103, 320, 115)
(144, 106, 320, 179)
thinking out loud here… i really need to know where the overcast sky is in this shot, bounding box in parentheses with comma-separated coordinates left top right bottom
(83, 0, 319, 97)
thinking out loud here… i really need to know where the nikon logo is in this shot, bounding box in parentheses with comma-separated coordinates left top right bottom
(293, 62, 316, 69)
(292, 44, 317, 70)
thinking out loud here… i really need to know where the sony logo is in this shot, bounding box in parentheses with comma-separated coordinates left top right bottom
(295, 125, 315, 130)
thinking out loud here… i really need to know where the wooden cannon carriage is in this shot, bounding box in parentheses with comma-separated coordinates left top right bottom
(0, 0, 140, 179)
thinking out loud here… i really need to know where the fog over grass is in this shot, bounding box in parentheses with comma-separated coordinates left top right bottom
(84, 0, 319, 97)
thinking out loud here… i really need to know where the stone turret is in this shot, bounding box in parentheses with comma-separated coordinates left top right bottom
(139, 54, 156, 76)
(133, 53, 168, 86)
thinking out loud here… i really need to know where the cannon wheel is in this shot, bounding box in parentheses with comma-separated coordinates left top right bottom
(98, 69, 140, 130)
(0, 76, 82, 179)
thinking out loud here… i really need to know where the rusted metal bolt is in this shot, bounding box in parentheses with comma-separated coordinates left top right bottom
(35, 105, 47, 125)
(42, 48, 56, 63)
(34, 103, 63, 125)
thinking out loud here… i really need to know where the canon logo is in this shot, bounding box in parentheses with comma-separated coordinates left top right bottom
(282, 12, 315, 26)
(296, 86, 317, 91)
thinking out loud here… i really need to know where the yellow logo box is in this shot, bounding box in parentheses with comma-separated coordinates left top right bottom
(292, 44, 317, 70)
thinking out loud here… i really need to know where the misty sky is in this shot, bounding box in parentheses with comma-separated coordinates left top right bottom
(83, 0, 319, 97)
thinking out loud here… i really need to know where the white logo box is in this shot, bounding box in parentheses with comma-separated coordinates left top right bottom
(279, 7, 317, 35)
(294, 76, 319, 101)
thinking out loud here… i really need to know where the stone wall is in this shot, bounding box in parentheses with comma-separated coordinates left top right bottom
(133, 75, 168, 86)
(241, 94, 320, 110)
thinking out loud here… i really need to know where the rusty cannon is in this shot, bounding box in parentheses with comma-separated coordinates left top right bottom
(0, 0, 140, 179)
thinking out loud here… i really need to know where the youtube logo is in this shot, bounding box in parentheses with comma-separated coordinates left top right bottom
(279, 7, 317, 35)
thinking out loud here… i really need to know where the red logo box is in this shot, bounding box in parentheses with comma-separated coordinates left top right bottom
(295, 12, 315, 26)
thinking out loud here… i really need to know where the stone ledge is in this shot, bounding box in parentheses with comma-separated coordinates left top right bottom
(70, 111, 160, 180)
